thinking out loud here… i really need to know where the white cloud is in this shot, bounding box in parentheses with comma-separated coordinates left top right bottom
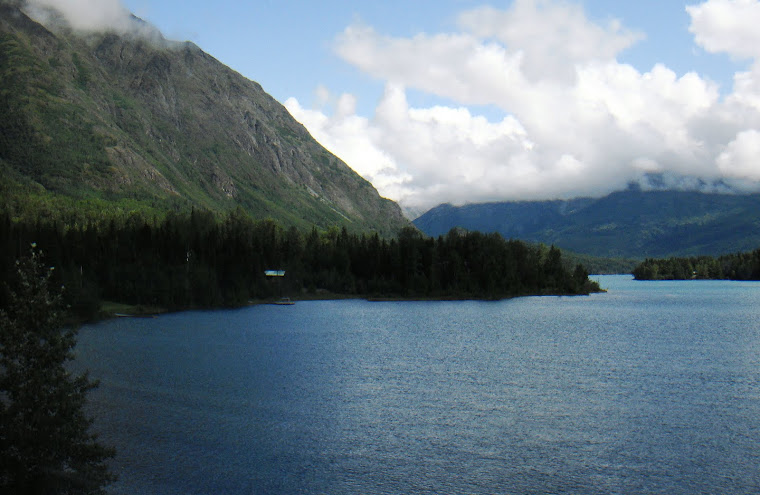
(286, 84, 539, 209)
(457, 0, 643, 83)
(26, 0, 130, 31)
(717, 129, 760, 180)
(726, 61, 760, 112)
(334, 25, 525, 107)
(370, 83, 537, 206)
(24, 0, 157, 37)
(687, 0, 760, 59)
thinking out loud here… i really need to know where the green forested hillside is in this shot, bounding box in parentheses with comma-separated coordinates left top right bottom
(0, 2, 407, 236)
(414, 189, 760, 259)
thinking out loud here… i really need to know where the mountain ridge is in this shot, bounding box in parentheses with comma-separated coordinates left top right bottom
(0, 1, 408, 235)
(413, 189, 760, 258)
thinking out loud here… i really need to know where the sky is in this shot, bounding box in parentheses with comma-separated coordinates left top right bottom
(22, 0, 760, 213)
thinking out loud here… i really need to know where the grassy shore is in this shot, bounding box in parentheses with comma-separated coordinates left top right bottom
(98, 301, 168, 319)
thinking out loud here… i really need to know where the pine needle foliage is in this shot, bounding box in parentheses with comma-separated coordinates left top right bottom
(0, 245, 114, 494)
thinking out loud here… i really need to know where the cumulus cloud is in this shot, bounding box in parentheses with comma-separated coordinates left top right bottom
(457, 1, 643, 83)
(334, 25, 524, 107)
(717, 129, 760, 180)
(283, 0, 760, 211)
(687, 0, 760, 59)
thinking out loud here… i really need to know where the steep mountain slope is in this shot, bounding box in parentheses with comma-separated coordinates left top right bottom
(414, 189, 760, 258)
(0, 2, 407, 235)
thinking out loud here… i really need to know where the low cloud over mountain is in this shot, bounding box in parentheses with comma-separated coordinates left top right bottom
(21, 0, 165, 42)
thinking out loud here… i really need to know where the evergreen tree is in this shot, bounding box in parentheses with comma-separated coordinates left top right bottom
(0, 245, 114, 494)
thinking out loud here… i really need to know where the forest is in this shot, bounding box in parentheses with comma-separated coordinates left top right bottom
(632, 249, 760, 280)
(0, 208, 600, 320)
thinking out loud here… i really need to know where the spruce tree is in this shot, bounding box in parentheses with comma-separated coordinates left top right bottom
(0, 245, 114, 494)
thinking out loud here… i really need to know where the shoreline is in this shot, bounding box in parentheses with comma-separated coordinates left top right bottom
(84, 286, 606, 324)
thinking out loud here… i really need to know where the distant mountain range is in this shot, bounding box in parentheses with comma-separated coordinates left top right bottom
(413, 189, 760, 259)
(0, 1, 407, 235)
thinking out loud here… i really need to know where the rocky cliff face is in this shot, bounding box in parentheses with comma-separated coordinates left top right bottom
(0, 2, 407, 235)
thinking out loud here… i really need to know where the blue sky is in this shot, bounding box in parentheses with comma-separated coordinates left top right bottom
(25, 0, 760, 212)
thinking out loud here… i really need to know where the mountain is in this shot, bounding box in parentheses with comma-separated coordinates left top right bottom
(414, 189, 760, 258)
(0, 2, 407, 235)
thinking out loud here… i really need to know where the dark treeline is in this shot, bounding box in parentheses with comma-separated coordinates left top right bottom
(0, 208, 600, 318)
(633, 248, 760, 280)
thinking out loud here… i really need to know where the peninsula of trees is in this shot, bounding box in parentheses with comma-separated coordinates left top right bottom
(0, 209, 601, 319)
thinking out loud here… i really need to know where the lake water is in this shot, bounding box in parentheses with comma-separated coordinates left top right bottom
(74, 275, 760, 494)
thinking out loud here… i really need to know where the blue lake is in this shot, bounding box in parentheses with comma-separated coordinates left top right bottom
(74, 275, 760, 494)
